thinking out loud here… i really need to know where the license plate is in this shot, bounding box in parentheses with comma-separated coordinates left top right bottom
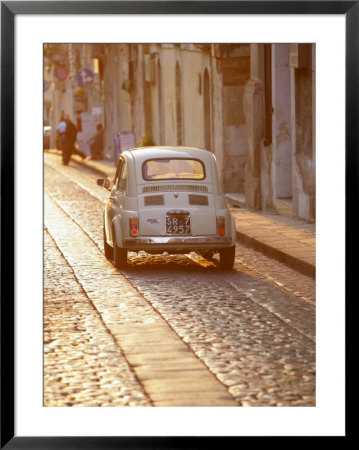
(166, 215, 191, 235)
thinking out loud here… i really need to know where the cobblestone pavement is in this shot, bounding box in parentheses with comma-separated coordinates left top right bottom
(44, 153, 316, 407)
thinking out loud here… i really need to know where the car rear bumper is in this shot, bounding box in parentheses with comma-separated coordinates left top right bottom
(123, 235, 232, 249)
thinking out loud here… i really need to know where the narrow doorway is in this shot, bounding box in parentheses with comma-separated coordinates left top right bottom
(272, 44, 293, 218)
(175, 62, 183, 146)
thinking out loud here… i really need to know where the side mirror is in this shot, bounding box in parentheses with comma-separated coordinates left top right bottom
(97, 178, 111, 190)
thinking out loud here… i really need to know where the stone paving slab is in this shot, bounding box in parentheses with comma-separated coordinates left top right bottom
(66, 152, 316, 279)
(148, 391, 237, 406)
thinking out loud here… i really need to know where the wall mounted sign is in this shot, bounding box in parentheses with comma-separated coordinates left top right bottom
(77, 68, 95, 85)
(54, 66, 69, 82)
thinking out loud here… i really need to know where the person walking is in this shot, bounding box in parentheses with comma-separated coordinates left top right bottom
(88, 123, 104, 160)
(57, 114, 67, 152)
(62, 115, 86, 165)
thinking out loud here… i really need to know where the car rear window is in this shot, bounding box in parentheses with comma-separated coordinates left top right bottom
(142, 158, 206, 181)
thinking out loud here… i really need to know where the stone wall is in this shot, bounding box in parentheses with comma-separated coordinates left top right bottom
(222, 86, 247, 192)
(260, 142, 275, 212)
(244, 78, 264, 210)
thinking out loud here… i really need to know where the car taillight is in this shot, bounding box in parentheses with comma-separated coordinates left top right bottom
(129, 217, 139, 236)
(216, 216, 225, 236)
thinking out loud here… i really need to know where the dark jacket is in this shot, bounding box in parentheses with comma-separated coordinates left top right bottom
(65, 119, 77, 144)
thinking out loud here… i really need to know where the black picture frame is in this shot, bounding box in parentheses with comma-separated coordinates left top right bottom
(1, 1, 353, 447)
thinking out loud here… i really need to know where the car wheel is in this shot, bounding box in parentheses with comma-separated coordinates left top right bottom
(114, 244, 127, 269)
(219, 246, 235, 270)
(112, 226, 127, 268)
(112, 229, 127, 269)
(103, 224, 113, 260)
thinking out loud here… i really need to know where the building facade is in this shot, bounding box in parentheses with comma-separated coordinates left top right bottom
(44, 43, 315, 223)
(244, 43, 315, 222)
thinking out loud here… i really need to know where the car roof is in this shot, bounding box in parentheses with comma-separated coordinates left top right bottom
(123, 146, 220, 193)
(125, 146, 213, 163)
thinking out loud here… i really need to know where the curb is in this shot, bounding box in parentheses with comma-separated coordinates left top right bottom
(236, 230, 315, 279)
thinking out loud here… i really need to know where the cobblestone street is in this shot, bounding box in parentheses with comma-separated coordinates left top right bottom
(44, 153, 316, 407)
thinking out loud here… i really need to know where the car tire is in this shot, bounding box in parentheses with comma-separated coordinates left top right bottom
(113, 229, 127, 269)
(114, 244, 127, 269)
(199, 250, 214, 260)
(219, 246, 235, 270)
(103, 224, 113, 260)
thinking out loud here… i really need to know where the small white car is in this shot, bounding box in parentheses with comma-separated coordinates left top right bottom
(97, 146, 236, 269)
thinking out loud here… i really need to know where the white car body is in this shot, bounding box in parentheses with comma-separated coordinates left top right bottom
(98, 146, 236, 269)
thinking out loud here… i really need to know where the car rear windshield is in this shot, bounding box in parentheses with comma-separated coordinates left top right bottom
(142, 158, 206, 181)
